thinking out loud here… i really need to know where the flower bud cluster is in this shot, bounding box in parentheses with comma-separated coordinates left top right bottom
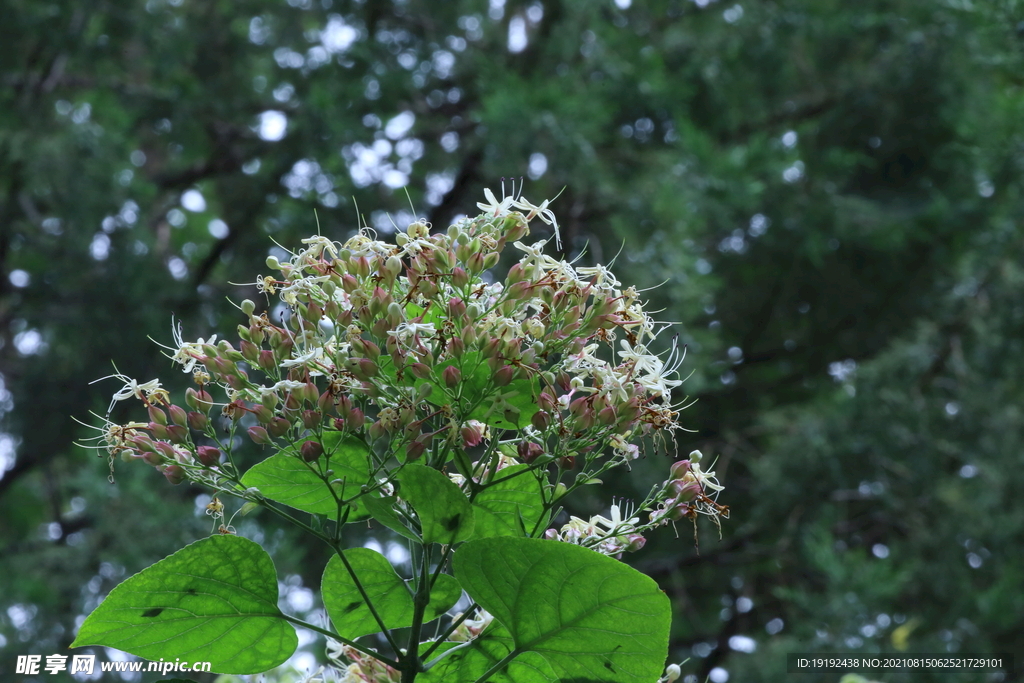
(84, 188, 721, 551)
(327, 640, 399, 683)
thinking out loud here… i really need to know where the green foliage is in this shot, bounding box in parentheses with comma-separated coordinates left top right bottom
(397, 464, 475, 545)
(471, 465, 548, 539)
(422, 626, 558, 683)
(454, 537, 671, 683)
(240, 432, 371, 517)
(321, 548, 461, 639)
(71, 536, 296, 674)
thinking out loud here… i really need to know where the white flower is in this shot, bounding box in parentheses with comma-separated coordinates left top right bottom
(155, 321, 216, 373)
(576, 264, 621, 290)
(513, 196, 562, 249)
(477, 188, 515, 217)
(91, 372, 166, 414)
(387, 322, 436, 347)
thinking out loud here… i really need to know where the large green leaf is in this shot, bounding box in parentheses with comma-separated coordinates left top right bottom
(240, 432, 370, 517)
(453, 538, 671, 683)
(71, 535, 296, 675)
(420, 624, 557, 683)
(322, 548, 462, 639)
(472, 465, 547, 539)
(397, 464, 474, 544)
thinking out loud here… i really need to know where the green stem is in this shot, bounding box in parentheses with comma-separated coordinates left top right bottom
(280, 613, 400, 670)
(328, 539, 404, 655)
(400, 541, 433, 683)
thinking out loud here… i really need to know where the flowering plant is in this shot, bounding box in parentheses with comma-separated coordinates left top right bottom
(74, 190, 727, 682)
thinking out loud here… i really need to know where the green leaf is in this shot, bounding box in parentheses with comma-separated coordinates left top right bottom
(421, 624, 557, 683)
(362, 494, 421, 541)
(397, 464, 474, 544)
(472, 466, 547, 539)
(71, 535, 296, 675)
(469, 376, 541, 430)
(240, 432, 370, 517)
(453, 538, 671, 683)
(322, 548, 462, 639)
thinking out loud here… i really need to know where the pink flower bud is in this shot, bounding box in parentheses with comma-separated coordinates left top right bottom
(165, 424, 189, 444)
(267, 417, 291, 438)
(348, 408, 365, 429)
(598, 406, 618, 425)
(670, 479, 703, 503)
(506, 262, 527, 284)
(187, 411, 209, 431)
(168, 404, 188, 427)
(302, 409, 320, 430)
(544, 528, 559, 540)
(258, 349, 277, 375)
(141, 450, 162, 466)
(568, 396, 590, 418)
(443, 365, 462, 388)
(163, 464, 186, 485)
(537, 392, 556, 412)
(624, 534, 646, 552)
(196, 446, 221, 467)
(493, 365, 515, 387)
(239, 339, 260, 363)
(558, 455, 576, 470)
(669, 460, 692, 480)
(410, 362, 431, 380)
(186, 387, 214, 413)
(155, 441, 176, 460)
(300, 440, 324, 462)
(337, 394, 353, 418)
(405, 438, 427, 462)
(369, 420, 387, 440)
(148, 405, 167, 426)
(333, 417, 346, 431)
(448, 297, 467, 319)
(448, 337, 466, 358)
(451, 266, 470, 288)
(248, 425, 272, 445)
(531, 410, 551, 431)
(149, 422, 169, 440)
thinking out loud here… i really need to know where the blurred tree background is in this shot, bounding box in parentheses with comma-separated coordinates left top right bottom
(1, 0, 1022, 681)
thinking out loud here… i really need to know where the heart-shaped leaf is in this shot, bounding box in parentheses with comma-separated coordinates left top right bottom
(322, 548, 462, 638)
(72, 535, 296, 675)
(453, 537, 671, 683)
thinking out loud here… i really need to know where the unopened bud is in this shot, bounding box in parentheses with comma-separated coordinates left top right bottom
(368, 420, 387, 440)
(670, 479, 703, 503)
(267, 417, 291, 438)
(517, 441, 545, 464)
(163, 464, 186, 485)
(531, 410, 551, 431)
(248, 425, 272, 445)
(197, 446, 221, 467)
(624, 534, 646, 552)
(410, 362, 431, 379)
(405, 438, 427, 462)
(168, 404, 188, 427)
(598, 406, 618, 426)
(149, 422, 169, 440)
(451, 266, 470, 288)
(493, 365, 515, 386)
(443, 365, 462, 388)
(302, 409, 320, 430)
(148, 405, 167, 426)
(557, 455, 576, 470)
(241, 299, 256, 315)
(165, 424, 189, 444)
(669, 460, 692, 480)
(348, 408, 365, 429)
(300, 440, 324, 462)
